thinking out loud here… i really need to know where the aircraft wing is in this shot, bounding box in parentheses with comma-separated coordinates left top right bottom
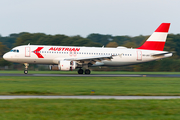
(65, 55, 113, 64)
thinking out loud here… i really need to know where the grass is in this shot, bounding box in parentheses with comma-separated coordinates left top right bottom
(0, 76, 180, 96)
(1, 99, 180, 120)
(0, 70, 180, 74)
(0, 73, 179, 119)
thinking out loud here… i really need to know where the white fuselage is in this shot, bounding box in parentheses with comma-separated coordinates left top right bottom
(3, 45, 172, 66)
(2, 23, 172, 74)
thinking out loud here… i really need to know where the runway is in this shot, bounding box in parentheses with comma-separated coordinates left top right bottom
(0, 95, 180, 100)
(0, 73, 180, 77)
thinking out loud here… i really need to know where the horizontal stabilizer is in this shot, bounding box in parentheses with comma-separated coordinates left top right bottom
(151, 52, 173, 57)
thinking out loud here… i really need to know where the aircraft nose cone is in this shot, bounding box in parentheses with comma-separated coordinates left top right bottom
(3, 53, 10, 61)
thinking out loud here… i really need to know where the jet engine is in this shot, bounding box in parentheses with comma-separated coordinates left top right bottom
(49, 61, 77, 71)
(58, 61, 77, 71)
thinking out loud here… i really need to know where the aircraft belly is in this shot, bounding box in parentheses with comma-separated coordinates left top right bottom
(102, 56, 152, 66)
(103, 56, 137, 66)
(16, 57, 53, 64)
(102, 61, 136, 66)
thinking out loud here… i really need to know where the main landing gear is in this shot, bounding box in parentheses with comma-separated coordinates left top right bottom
(78, 68, 83, 74)
(24, 63, 29, 74)
(78, 68, 91, 74)
(85, 69, 90, 74)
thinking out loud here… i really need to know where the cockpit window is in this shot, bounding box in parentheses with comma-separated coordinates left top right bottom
(10, 49, 19, 53)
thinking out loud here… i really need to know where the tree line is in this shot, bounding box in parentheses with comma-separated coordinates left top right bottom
(0, 32, 180, 71)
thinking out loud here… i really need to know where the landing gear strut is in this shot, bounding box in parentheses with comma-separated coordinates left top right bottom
(24, 63, 29, 74)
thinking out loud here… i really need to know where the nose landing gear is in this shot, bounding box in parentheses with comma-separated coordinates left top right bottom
(24, 63, 29, 74)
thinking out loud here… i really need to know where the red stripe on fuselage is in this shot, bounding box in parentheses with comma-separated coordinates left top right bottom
(137, 41, 165, 51)
(34, 47, 44, 58)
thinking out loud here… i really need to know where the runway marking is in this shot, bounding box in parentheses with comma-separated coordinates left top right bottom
(0, 96, 180, 100)
(34, 74, 143, 77)
(0, 73, 180, 77)
(0, 73, 143, 77)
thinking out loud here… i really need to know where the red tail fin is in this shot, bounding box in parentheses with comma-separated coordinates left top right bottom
(137, 23, 170, 51)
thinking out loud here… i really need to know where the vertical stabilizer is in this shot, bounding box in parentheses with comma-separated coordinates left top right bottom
(137, 23, 170, 51)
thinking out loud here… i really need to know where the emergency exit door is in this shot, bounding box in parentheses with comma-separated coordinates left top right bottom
(25, 47, 30, 57)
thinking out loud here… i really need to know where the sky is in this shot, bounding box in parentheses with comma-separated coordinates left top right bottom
(0, 0, 179, 37)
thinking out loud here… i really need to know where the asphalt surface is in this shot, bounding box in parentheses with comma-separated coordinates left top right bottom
(0, 73, 180, 77)
(0, 95, 180, 100)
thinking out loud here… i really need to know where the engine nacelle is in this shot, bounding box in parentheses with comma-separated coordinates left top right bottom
(58, 61, 77, 71)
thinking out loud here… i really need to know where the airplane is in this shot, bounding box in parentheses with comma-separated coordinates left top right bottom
(3, 23, 172, 74)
